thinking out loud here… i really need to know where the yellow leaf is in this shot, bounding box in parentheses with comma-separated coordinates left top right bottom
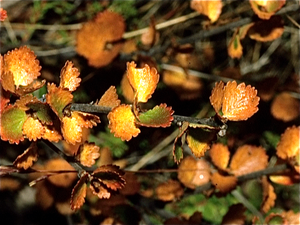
(190, 0, 222, 23)
(76, 142, 100, 167)
(96, 86, 120, 108)
(126, 61, 159, 103)
(59, 60, 81, 92)
(61, 115, 83, 145)
(22, 117, 45, 141)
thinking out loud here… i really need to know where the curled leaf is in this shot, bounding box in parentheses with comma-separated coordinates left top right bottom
(228, 29, 243, 59)
(250, 0, 286, 20)
(126, 61, 159, 103)
(230, 145, 268, 176)
(107, 104, 140, 141)
(13, 142, 38, 169)
(137, 103, 174, 127)
(70, 173, 88, 211)
(59, 61, 81, 92)
(96, 86, 120, 108)
(173, 122, 189, 164)
(190, 0, 222, 23)
(76, 142, 100, 167)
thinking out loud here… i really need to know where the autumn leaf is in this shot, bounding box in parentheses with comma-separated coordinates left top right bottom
(126, 61, 159, 103)
(46, 83, 73, 119)
(27, 101, 54, 125)
(155, 180, 184, 201)
(136, 103, 174, 127)
(96, 86, 121, 108)
(71, 111, 100, 129)
(42, 123, 62, 143)
(261, 176, 276, 213)
(22, 116, 45, 141)
(190, 0, 222, 23)
(2, 46, 41, 89)
(70, 173, 88, 211)
(76, 142, 100, 167)
(229, 145, 268, 176)
(0, 105, 27, 144)
(59, 61, 81, 92)
(228, 29, 243, 59)
(173, 122, 189, 163)
(0, 85, 10, 114)
(276, 126, 300, 160)
(107, 104, 140, 141)
(13, 142, 38, 170)
(186, 128, 215, 158)
(209, 143, 230, 171)
(250, 0, 286, 20)
(15, 79, 46, 96)
(211, 172, 237, 193)
(61, 114, 83, 145)
(89, 178, 111, 199)
(210, 81, 260, 121)
(221, 203, 246, 225)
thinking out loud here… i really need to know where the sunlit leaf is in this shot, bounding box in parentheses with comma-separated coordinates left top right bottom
(3, 46, 41, 88)
(76, 142, 100, 167)
(126, 61, 159, 103)
(209, 143, 230, 170)
(137, 103, 174, 127)
(211, 172, 237, 193)
(276, 126, 300, 160)
(186, 128, 215, 158)
(0, 105, 27, 144)
(190, 0, 222, 23)
(250, 0, 286, 20)
(155, 180, 184, 201)
(16, 79, 46, 96)
(42, 123, 62, 143)
(96, 86, 120, 108)
(261, 176, 276, 213)
(59, 60, 81, 92)
(13, 142, 38, 169)
(107, 104, 140, 141)
(228, 30, 243, 59)
(70, 173, 88, 211)
(230, 145, 268, 176)
(46, 83, 73, 119)
(61, 114, 83, 145)
(71, 111, 100, 129)
(22, 116, 45, 141)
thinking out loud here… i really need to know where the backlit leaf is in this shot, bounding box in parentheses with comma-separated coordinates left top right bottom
(276, 126, 300, 160)
(230, 145, 268, 176)
(209, 143, 230, 170)
(107, 104, 140, 141)
(61, 114, 83, 145)
(70, 173, 88, 211)
(96, 86, 120, 108)
(76, 142, 100, 167)
(126, 61, 159, 103)
(59, 60, 81, 92)
(0, 105, 27, 144)
(250, 0, 286, 20)
(22, 117, 45, 141)
(46, 83, 73, 119)
(190, 0, 222, 23)
(3, 46, 41, 88)
(13, 142, 38, 169)
(186, 128, 215, 158)
(211, 172, 237, 193)
(137, 103, 174, 127)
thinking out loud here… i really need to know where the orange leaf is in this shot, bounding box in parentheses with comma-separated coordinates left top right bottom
(178, 156, 210, 189)
(228, 30, 243, 59)
(76, 142, 100, 167)
(59, 61, 81, 92)
(3, 46, 41, 88)
(209, 143, 230, 170)
(276, 126, 300, 160)
(42, 124, 62, 143)
(107, 104, 140, 141)
(210, 81, 260, 121)
(13, 142, 38, 169)
(22, 117, 45, 141)
(0, 8, 7, 21)
(248, 16, 284, 42)
(230, 145, 268, 176)
(271, 92, 300, 122)
(16, 79, 46, 96)
(71, 111, 100, 128)
(211, 172, 237, 193)
(250, 0, 286, 20)
(261, 176, 276, 213)
(61, 114, 83, 145)
(89, 178, 111, 199)
(15, 94, 39, 111)
(280, 210, 300, 225)
(190, 0, 222, 23)
(1, 71, 15, 93)
(70, 173, 88, 211)
(155, 180, 184, 201)
(121, 73, 135, 102)
(126, 61, 159, 103)
(96, 86, 120, 108)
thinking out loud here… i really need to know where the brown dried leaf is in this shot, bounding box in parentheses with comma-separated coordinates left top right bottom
(276, 126, 300, 160)
(59, 60, 81, 92)
(271, 92, 300, 122)
(155, 180, 184, 201)
(209, 143, 230, 170)
(190, 0, 222, 23)
(13, 142, 38, 170)
(22, 117, 45, 141)
(230, 145, 268, 176)
(221, 203, 246, 225)
(120, 173, 140, 196)
(261, 176, 276, 213)
(96, 86, 121, 108)
(211, 172, 237, 193)
(76, 142, 100, 167)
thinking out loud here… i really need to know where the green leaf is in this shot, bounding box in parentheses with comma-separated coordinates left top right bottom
(27, 102, 54, 125)
(0, 105, 27, 144)
(263, 131, 280, 149)
(172, 122, 189, 164)
(137, 103, 174, 127)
